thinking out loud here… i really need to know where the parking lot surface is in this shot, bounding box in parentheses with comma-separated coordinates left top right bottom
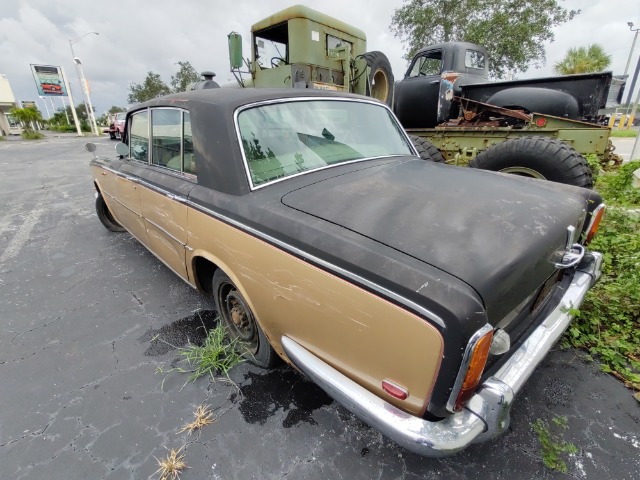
(0, 135, 638, 479)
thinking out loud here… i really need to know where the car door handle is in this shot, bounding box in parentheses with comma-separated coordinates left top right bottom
(429, 80, 440, 85)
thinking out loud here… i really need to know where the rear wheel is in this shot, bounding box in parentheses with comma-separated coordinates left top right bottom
(409, 135, 445, 163)
(364, 51, 394, 107)
(212, 270, 279, 368)
(95, 192, 125, 232)
(469, 137, 593, 188)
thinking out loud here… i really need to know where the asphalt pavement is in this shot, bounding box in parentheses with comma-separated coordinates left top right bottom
(0, 134, 638, 479)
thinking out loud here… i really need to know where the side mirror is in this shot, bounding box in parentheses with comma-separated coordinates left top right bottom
(85, 142, 97, 159)
(228, 32, 243, 69)
(115, 142, 129, 157)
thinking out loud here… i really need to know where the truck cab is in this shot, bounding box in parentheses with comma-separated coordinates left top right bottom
(227, 5, 394, 105)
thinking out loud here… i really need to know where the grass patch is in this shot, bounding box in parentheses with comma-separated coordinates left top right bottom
(152, 446, 189, 480)
(609, 129, 638, 138)
(532, 416, 578, 473)
(565, 161, 640, 389)
(21, 131, 44, 140)
(178, 321, 245, 381)
(157, 318, 245, 386)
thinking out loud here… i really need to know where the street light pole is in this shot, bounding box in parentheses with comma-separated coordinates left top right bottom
(69, 32, 99, 135)
(620, 22, 640, 130)
(73, 57, 99, 136)
(624, 22, 640, 77)
(38, 96, 51, 119)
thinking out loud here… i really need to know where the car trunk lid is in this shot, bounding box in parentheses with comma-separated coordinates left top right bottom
(281, 158, 595, 326)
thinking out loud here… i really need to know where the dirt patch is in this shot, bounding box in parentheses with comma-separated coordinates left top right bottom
(138, 310, 218, 356)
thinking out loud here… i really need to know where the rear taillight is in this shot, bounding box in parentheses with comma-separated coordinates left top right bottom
(447, 325, 494, 413)
(584, 203, 605, 245)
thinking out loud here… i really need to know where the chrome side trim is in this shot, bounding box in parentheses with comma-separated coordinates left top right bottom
(185, 199, 446, 329)
(281, 251, 602, 457)
(446, 323, 493, 413)
(144, 217, 187, 248)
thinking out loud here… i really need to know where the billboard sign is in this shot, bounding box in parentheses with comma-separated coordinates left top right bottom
(21, 100, 37, 109)
(30, 64, 68, 96)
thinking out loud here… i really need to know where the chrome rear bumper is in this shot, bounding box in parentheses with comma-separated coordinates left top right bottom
(281, 251, 602, 457)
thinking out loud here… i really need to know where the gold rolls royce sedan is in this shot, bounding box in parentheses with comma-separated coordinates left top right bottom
(88, 88, 605, 457)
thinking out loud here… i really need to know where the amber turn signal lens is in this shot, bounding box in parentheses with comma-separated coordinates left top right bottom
(453, 329, 494, 411)
(585, 204, 605, 245)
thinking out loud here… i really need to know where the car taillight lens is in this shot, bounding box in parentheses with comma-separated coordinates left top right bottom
(451, 327, 494, 412)
(585, 204, 605, 245)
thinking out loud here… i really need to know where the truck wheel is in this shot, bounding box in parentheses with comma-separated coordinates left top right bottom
(409, 135, 445, 163)
(364, 51, 394, 107)
(469, 137, 593, 188)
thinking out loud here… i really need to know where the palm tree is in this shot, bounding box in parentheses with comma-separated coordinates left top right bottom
(9, 106, 43, 133)
(554, 44, 611, 75)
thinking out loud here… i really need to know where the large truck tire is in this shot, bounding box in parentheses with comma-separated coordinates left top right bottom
(469, 137, 593, 189)
(364, 51, 394, 107)
(409, 135, 445, 163)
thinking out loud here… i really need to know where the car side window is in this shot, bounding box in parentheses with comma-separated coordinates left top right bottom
(408, 51, 443, 77)
(151, 109, 182, 171)
(129, 111, 149, 162)
(183, 112, 196, 175)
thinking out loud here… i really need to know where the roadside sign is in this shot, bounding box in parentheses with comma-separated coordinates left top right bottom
(30, 64, 68, 96)
(21, 100, 37, 109)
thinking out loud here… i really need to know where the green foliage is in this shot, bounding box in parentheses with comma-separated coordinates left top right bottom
(609, 129, 638, 138)
(21, 130, 44, 140)
(584, 154, 602, 181)
(566, 162, 640, 389)
(128, 71, 171, 104)
(171, 61, 201, 93)
(158, 320, 245, 383)
(532, 417, 578, 473)
(554, 44, 611, 75)
(390, 0, 579, 78)
(9, 106, 43, 132)
(596, 161, 640, 206)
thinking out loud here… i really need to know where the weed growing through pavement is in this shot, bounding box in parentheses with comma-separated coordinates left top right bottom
(152, 446, 189, 480)
(179, 404, 215, 434)
(532, 416, 578, 473)
(155, 313, 245, 389)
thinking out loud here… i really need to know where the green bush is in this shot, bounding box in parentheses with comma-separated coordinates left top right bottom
(567, 161, 640, 389)
(21, 131, 44, 140)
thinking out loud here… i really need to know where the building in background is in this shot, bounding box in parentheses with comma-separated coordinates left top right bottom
(0, 74, 21, 135)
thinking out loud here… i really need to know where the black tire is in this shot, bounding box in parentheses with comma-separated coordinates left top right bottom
(95, 192, 125, 232)
(109, 131, 116, 140)
(469, 137, 593, 188)
(212, 270, 280, 369)
(364, 51, 394, 107)
(409, 135, 445, 163)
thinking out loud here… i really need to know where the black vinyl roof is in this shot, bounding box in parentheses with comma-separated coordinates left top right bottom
(135, 87, 368, 111)
(129, 88, 376, 196)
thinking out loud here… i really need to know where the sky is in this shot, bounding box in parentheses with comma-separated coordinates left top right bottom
(1, 0, 639, 118)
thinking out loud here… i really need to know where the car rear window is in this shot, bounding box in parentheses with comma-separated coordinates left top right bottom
(465, 50, 485, 70)
(237, 99, 413, 188)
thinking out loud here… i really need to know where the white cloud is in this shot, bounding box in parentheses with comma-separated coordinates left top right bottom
(1, 0, 638, 116)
